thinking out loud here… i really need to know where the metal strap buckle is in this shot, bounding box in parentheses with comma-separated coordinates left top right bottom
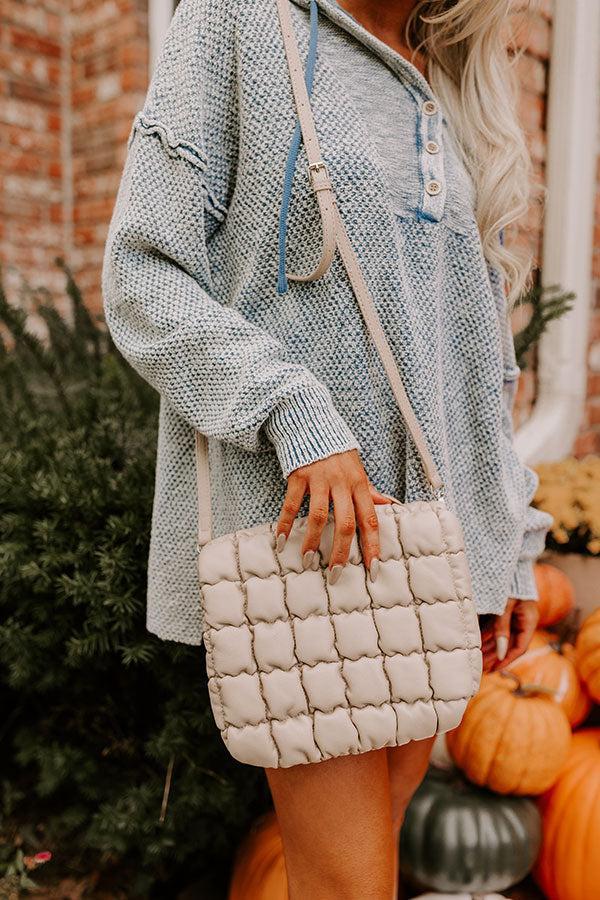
(307, 160, 330, 189)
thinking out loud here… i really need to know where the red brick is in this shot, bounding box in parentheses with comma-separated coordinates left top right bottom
(9, 29, 61, 59)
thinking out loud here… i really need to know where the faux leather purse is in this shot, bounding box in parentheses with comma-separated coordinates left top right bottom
(194, 0, 482, 769)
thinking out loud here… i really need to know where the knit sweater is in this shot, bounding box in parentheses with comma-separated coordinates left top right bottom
(102, 0, 552, 645)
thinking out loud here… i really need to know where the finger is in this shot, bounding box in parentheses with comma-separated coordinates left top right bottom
(497, 615, 537, 670)
(368, 484, 395, 505)
(354, 480, 381, 574)
(276, 474, 306, 550)
(493, 601, 515, 662)
(302, 482, 330, 563)
(328, 486, 356, 579)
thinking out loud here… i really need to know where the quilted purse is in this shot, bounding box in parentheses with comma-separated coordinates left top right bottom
(194, 0, 483, 769)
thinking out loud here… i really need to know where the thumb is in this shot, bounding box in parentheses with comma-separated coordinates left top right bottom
(369, 483, 398, 505)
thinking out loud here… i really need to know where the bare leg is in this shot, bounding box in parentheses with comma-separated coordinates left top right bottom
(387, 737, 435, 897)
(266, 748, 396, 900)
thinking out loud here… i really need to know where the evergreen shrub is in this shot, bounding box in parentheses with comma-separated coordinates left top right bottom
(0, 265, 268, 897)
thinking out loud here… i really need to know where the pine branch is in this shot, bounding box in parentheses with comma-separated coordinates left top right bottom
(513, 283, 575, 369)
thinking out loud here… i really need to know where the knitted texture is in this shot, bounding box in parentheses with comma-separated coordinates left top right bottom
(102, 0, 552, 646)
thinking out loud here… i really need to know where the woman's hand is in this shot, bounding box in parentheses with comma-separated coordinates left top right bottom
(276, 449, 392, 583)
(480, 599, 539, 673)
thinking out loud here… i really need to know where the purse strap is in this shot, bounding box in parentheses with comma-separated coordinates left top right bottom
(195, 0, 444, 548)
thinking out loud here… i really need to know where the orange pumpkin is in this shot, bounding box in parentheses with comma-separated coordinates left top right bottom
(446, 672, 571, 795)
(509, 629, 592, 726)
(575, 609, 600, 703)
(229, 813, 287, 900)
(534, 563, 575, 627)
(535, 729, 600, 900)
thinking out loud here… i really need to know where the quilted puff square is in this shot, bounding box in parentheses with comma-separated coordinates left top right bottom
(202, 580, 245, 629)
(246, 574, 287, 624)
(437, 505, 467, 553)
(428, 648, 481, 701)
(342, 656, 390, 708)
(218, 671, 266, 728)
(384, 653, 432, 703)
(208, 623, 257, 677)
(368, 559, 413, 608)
(285, 569, 329, 619)
(271, 715, 321, 766)
(313, 707, 361, 758)
(408, 554, 457, 604)
(238, 527, 279, 580)
(252, 620, 296, 672)
(301, 660, 347, 713)
(226, 723, 279, 768)
(332, 610, 380, 660)
(350, 703, 398, 752)
(398, 505, 445, 557)
(394, 699, 438, 744)
(197, 534, 239, 585)
(260, 668, 308, 720)
(327, 564, 370, 613)
(293, 615, 338, 665)
(373, 605, 422, 655)
(376, 505, 403, 561)
(419, 599, 471, 652)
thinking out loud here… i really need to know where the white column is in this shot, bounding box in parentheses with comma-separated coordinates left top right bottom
(148, 0, 176, 74)
(515, 0, 600, 463)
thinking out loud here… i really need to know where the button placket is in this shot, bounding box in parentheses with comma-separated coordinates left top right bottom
(418, 97, 446, 221)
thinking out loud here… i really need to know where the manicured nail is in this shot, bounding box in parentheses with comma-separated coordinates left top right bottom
(276, 533, 287, 553)
(369, 558, 380, 582)
(303, 550, 315, 569)
(496, 635, 509, 661)
(328, 565, 343, 585)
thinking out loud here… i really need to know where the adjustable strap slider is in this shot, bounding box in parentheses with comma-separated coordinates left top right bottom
(308, 160, 332, 192)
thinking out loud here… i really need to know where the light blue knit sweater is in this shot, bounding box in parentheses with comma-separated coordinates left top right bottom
(102, 0, 552, 645)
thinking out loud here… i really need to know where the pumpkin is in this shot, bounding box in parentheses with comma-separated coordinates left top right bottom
(446, 672, 572, 795)
(400, 767, 542, 893)
(509, 628, 592, 726)
(575, 609, 600, 702)
(414, 895, 507, 899)
(229, 812, 287, 900)
(535, 728, 600, 900)
(534, 562, 575, 627)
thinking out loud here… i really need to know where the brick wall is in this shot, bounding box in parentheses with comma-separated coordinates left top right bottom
(70, 0, 148, 311)
(575, 151, 600, 456)
(1, 0, 599, 454)
(0, 0, 66, 303)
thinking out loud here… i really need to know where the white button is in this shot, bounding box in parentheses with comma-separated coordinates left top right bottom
(426, 140, 440, 154)
(423, 100, 438, 116)
(425, 179, 442, 196)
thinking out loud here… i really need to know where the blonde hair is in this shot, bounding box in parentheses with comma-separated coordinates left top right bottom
(407, 0, 538, 304)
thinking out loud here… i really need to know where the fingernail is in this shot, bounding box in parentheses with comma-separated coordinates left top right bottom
(303, 550, 315, 569)
(369, 558, 380, 582)
(276, 533, 287, 553)
(496, 635, 509, 661)
(328, 564, 343, 585)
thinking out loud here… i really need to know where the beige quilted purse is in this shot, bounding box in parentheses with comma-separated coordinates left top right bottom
(194, 0, 482, 769)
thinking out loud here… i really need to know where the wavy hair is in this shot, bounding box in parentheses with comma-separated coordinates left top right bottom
(407, 0, 538, 304)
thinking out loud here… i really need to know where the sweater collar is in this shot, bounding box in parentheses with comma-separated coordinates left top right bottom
(287, 0, 436, 102)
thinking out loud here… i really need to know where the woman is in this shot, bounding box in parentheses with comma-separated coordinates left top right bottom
(103, 0, 552, 896)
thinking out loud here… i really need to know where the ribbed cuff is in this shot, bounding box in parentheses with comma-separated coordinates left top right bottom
(509, 558, 539, 601)
(265, 387, 360, 478)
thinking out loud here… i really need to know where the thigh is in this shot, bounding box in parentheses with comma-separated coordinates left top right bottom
(387, 736, 435, 831)
(266, 748, 396, 900)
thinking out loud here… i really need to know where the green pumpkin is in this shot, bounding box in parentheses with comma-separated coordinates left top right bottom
(400, 768, 542, 893)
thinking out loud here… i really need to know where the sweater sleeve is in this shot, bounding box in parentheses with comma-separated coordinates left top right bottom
(490, 268, 553, 600)
(101, 3, 359, 479)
